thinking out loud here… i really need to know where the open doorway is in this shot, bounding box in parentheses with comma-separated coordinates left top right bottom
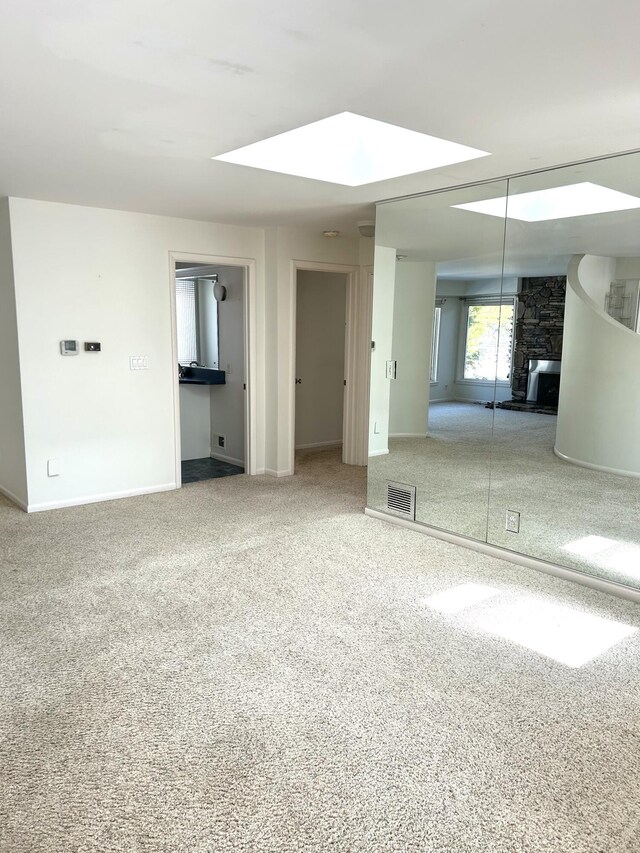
(173, 260, 247, 485)
(294, 270, 347, 468)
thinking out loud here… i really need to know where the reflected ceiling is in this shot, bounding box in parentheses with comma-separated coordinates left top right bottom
(376, 154, 640, 278)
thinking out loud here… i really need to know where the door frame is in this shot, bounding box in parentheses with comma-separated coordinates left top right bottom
(169, 251, 257, 486)
(289, 260, 365, 474)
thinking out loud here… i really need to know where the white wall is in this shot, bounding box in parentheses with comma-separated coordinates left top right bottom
(615, 257, 640, 279)
(556, 254, 640, 476)
(8, 198, 265, 511)
(368, 245, 397, 456)
(0, 198, 28, 508)
(389, 262, 436, 436)
(578, 254, 616, 308)
(179, 385, 211, 461)
(295, 271, 346, 449)
(211, 265, 245, 466)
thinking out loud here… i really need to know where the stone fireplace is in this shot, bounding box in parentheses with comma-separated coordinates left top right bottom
(511, 276, 566, 402)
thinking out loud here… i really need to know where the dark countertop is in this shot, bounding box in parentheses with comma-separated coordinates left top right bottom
(178, 366, 226, 386)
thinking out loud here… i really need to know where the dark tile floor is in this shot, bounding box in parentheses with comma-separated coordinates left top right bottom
(181, 457, 244, 484)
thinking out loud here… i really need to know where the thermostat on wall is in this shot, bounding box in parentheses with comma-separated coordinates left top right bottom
(60, 340, 79, 356)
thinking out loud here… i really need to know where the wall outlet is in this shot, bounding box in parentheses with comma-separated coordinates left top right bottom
(506, 510, 520, 533)
(218, 435, 226, 449)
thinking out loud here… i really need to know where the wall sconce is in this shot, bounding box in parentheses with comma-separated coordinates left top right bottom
(212, 274, 227, 302)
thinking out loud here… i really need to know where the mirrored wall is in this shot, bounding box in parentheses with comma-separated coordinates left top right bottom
(368, 150, 640, 592)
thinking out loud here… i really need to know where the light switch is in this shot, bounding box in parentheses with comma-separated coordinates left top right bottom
(47, 459, 60, 477)
(130, 356, 149, 370)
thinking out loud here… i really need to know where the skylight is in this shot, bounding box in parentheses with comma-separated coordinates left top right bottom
(453, 182, 640, 221)
(212, 112, 489, 186)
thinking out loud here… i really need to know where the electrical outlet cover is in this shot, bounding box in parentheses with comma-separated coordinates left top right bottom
(506, 510, 520, 533)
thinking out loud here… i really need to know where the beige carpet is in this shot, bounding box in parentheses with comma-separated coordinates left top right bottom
(368, 402, 640, 588)
(1, 448, 639, 852)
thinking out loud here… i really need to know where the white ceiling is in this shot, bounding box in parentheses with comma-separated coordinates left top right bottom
(1, 0, 639, 233)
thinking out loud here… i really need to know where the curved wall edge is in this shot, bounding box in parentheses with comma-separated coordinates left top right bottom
(553, 446, 640, 480)
(556, 254, 640, 476)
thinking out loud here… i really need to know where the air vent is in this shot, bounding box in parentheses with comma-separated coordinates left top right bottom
(386, 481, 416, 519)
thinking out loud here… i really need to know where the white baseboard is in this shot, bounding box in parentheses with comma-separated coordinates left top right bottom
(27, 482, 177, 513)
(364, 507, 640, 604)
(210, 451, 245, 468)
(0, 483, 28, 512)
(389, 433, 427, 439)
(368, 448, 389, 457)
(554, 446, 640, 479)
(295, 440, 343, 450)
(264, 468, 294, 477)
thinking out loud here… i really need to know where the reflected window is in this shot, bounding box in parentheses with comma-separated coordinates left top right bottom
(463, 299, 515, 381)
(430, 306, 441, 382)
(176, 278, 199, 364)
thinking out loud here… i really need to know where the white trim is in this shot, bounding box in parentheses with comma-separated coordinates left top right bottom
(0, 484, 28, 512)
(290, 261, 362, 474)
(169, 251, 258, 484)
(455, 379, 511, 386)
(368, 448, 389, 457)
(554, 446, 640, 479)
(210, 451, 245, 467)
(389, 432, 427, 438)
(364, 508, 640, 604)
(264, 468, 293, 478)
(27, 483, 177, 513)
(295, 439, 343, 450)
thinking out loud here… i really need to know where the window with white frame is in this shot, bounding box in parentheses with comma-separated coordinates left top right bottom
(462, 299, 515, 382)
(430, 305, 441, 382)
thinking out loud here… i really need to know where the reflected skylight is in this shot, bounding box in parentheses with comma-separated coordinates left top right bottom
(563, 535, 640, 579)
(423, 583, 499, 614)
(213, 112, 489, 186)
(475, 598, 637, 667)
(453, 182, 640, 221)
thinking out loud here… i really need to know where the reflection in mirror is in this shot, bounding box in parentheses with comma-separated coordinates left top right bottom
(175, 263, 221, 368)
(485, 153, 640, 589)
(367, 149, 640, 594)
(367, 180, 508, 539)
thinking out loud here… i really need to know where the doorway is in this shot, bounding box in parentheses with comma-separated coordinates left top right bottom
(171, 256, 251, 486)
(294, 270, 348, 467)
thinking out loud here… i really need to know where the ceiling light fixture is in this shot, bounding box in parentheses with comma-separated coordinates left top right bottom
(453, 182, 640, 221)
(213, 112, 489, 186)
(323, 230, 340, 238)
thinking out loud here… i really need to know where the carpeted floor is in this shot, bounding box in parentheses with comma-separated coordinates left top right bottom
(368, 402, 640, 588)
(1, 447, 639, 852)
